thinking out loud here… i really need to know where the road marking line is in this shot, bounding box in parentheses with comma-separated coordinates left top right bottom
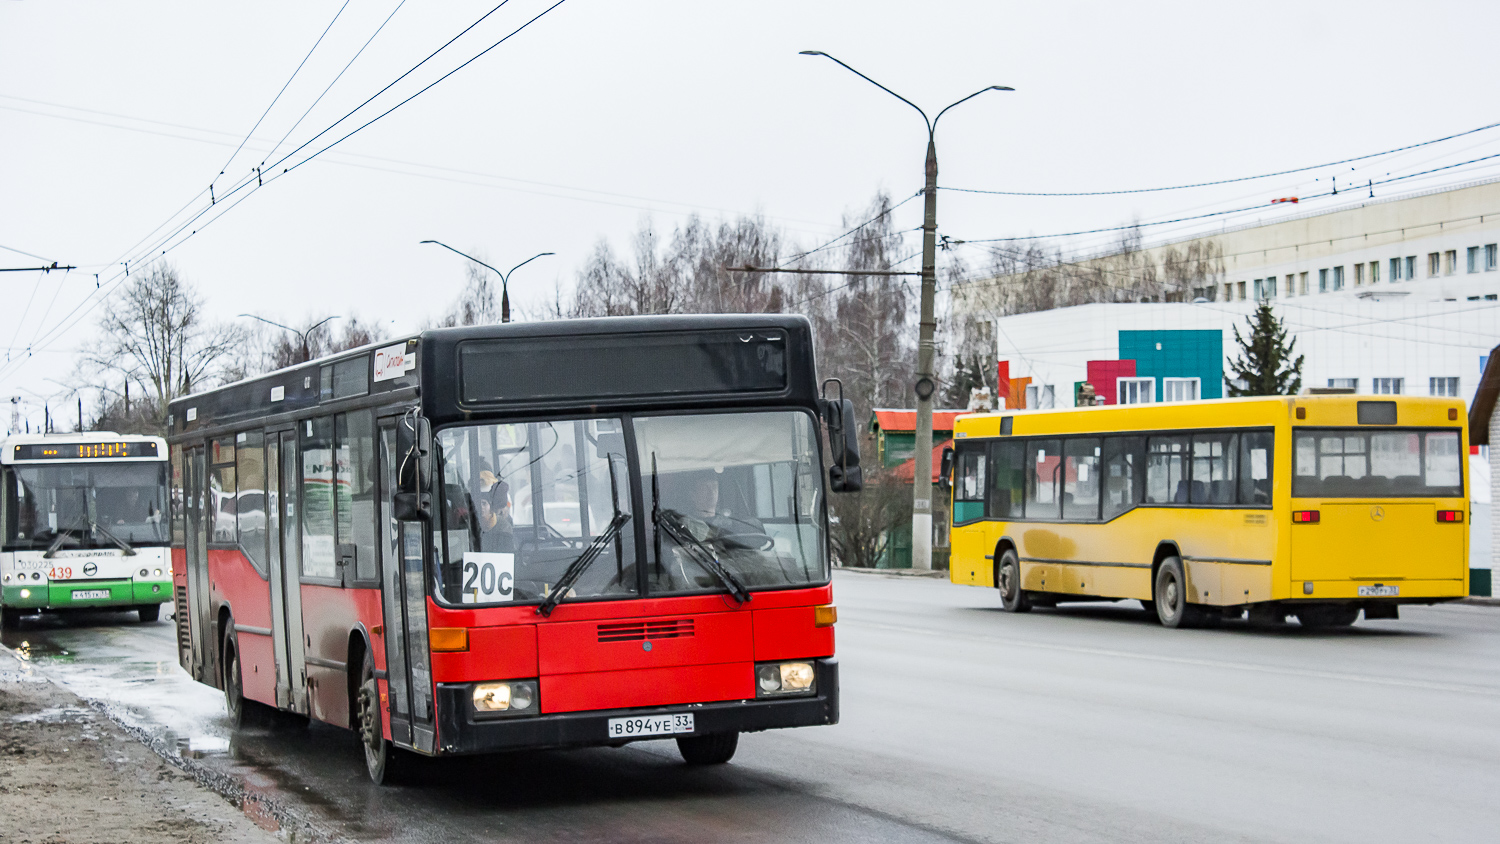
(847, 619, 1498, 697)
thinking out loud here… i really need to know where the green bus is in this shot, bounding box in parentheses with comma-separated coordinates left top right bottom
(0, 433, 172, 627)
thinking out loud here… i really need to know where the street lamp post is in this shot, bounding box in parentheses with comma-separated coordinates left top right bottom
(801, 50, 1011, 571)
(239, 314, 341, 363)
(419, 240, 554, 323)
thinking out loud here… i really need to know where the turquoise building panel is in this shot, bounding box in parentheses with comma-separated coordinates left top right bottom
(1118, 330, 1223, 401)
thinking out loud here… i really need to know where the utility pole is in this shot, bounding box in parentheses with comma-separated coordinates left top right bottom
(912, 135, 940, 571)
(800, 51, 1011, 570)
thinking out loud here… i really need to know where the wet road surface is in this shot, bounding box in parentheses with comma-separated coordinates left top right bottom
(6, 572, 1499, 843)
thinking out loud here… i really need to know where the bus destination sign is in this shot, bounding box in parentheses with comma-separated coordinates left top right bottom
(13, 441, 159, 461)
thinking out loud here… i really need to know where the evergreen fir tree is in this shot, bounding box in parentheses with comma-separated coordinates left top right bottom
(1226, 301, 1303, 396)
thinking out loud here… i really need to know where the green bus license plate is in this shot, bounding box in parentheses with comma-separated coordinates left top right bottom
(72, 589, 111, 600)
(1357, 585, 1399, 597)
(606, 713, 693, 738)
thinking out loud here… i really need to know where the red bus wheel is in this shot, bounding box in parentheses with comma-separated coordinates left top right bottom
(677, 732, 738, 765)
(359, 652, 404, 785)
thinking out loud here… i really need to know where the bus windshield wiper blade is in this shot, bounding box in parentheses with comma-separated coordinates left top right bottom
(535, 511, 631, 618)
(42, 527, 81, 559)
(654, 509, 751, 605)
(90, 521, 137, 556)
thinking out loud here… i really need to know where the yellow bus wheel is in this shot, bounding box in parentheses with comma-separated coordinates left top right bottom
(1154, 557, 1205, 629)
(997, 549, 1031, 613)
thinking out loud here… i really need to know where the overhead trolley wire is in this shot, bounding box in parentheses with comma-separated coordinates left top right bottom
(260, 0, 408, 169)
(940, 118, 1500, 197)
(94, 0, 534, 282)
(948, 151, 1500, 245)
(0, 0, 574, 385)
(0, 243, 55, 263)
(255, 0, 520, 184)
(275, 0, 571, 180)
(4, 95, 839, 233)
(67, 0, 523, 333)
(776, 189, 922, 267)
(213, 0, 353, 190)
(68, 0, 535, 304)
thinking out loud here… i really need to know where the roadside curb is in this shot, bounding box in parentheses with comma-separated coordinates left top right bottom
(1460, 596, 1500, 607)
(1, 640, 338, 844)
(834, 566, 948, 579)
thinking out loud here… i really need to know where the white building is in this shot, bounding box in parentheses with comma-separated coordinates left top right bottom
(955, 177, 1500, 309)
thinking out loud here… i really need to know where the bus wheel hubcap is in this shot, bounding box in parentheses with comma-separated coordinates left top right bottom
(359, 686, 379, 748)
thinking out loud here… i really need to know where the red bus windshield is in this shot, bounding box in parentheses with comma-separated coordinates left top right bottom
(433, 410, 827, 607)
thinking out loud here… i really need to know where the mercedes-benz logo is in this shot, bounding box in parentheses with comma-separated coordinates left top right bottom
(642, 641, 653, 652)
(1370, 506, 1385, 522)
(83, 562, 97, 576)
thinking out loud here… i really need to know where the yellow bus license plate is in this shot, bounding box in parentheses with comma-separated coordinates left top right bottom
(607, 714, 693, 738)
(1357, 585, 1399, 597)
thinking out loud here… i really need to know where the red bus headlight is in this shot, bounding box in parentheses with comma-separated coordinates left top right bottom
(1292, 510, 1320, 524)
(472, 680, 537, 714)
(756, 661, 816, 697)
(1437, 510, 1464, 523)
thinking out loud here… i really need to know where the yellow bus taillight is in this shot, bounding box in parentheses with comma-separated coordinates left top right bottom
(1292, 510, 1320, 524)
(430, 627, 470, 652)
(1437, 510, 1464, 523)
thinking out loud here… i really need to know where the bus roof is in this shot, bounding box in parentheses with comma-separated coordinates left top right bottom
(953, 393, 1466, 439)
(168, 313, 820, 438)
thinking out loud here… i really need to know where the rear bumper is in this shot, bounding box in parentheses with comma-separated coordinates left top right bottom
(1291, 579, 1467, 601)
(433, 657, 839, 756)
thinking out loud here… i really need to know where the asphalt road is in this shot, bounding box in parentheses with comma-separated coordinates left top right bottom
(5, 572, 1498, 843)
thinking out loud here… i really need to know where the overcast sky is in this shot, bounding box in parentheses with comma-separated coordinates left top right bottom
(3, 0, 1499, 428)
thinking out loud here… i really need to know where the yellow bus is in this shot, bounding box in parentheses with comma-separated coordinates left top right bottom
(945, 395, 1468, 628)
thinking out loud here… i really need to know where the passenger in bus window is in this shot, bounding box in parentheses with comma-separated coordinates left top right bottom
(475, 481, 513, 552)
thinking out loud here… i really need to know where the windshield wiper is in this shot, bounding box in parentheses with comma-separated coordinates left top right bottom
(91, 521, 137, 556)
(535, 511, 631, 618)
(42, 527, 81, 559)
(647, 454, 750, 605)
(653, 509, 752, 605)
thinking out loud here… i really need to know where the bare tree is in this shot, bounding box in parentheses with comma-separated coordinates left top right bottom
(562, 214, 787, 318)
(78, 263, 244, 434)
(801, 192, 915, 415)
(434, 262, 502, 327)
(828, 464, 912, 568)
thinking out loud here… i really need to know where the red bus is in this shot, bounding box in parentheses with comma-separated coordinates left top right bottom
(168, 315, 861, 783)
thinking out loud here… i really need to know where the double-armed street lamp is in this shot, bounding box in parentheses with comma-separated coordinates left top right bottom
(800, 50, 1012, 571)
(420, 240, 554, 324)
(239, 313, 340, 363)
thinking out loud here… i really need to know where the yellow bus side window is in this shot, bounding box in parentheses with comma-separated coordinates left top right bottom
(989, 442, 1025, 520)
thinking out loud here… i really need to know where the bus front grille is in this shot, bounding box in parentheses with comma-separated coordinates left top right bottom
(597, 619, 694, 643)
